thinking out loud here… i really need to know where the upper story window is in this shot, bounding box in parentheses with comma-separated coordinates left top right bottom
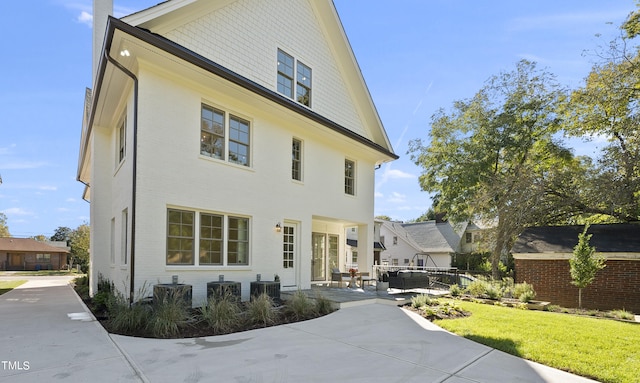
(345, 159, 355, 195)
(201, 104, 251, 167)
(292, 138, 302, 181)
(465, 232, 473, 243)
(116, 115, 126, 166)
(277, 49, 312, 107)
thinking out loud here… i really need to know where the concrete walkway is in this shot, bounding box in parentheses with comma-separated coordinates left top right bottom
(0, 276, 598, 383)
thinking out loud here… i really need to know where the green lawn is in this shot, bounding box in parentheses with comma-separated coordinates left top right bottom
(0, 270, 80, 276)
(434, 300, 639, 383)
(0, 280, 27, 295)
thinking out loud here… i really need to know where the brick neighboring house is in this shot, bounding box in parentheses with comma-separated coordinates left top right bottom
(512, 224, 640, 313)
(0, 238, 70, 271)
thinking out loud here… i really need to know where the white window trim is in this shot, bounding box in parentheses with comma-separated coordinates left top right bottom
(344, 158, 356, 196)
(291, 137, 303, 183)
(121, 209, 128, 266)
(115, 113, 126, 170)
(200, 101, 253, 168)
(277, 48, 312, 107)
(166, 206, 252, 268)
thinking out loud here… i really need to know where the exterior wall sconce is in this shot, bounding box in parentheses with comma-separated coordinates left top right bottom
(275, 222, 282, 232)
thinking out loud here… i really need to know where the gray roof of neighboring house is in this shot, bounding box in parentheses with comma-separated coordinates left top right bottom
(512, 224, 640, 254)
(0, 238, 70, 253)
(383, 220, 462, 254)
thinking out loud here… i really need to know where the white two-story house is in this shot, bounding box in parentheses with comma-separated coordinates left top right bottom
(77, 0, 397, 304)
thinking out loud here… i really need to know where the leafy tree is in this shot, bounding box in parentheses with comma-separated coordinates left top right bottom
(31, 234, 48, 241)
(409, 60, 587, 278)
(374, 215, 393, 221)
(68, 223, 90, 270)
(50, 226, 72, 243)
(0, 213, 9, 237)
(569, 224, 606, 309)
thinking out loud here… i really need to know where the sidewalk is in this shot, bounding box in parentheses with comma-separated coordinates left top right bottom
(0, 277, 598, 382)
(0, 276, 141, 382)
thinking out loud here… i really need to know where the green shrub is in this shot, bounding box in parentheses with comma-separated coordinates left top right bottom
(200, 292, 242, 334)
(610, 309, 635, 320)
(246, 293, 277, 327)
(411, 294, 433, 308)
(146, 291, 192, 338)
(514, 282, 536, 303)
(466, 279, 488, 298)
(545, 305, 561, 312)
(449, 284, 463, 297)
(284, 290, 316, 321)
(314, 295, 335, 315)
(107, 291, 151, 334)
(484, 283, 503, 300)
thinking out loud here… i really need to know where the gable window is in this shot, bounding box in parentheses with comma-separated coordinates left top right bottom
(296, 62, 312, 106)
(277, 50, 294, 99)
(466, 232, 473, 243)
(116, 116, 126, 165)
(167, 208, 250, 266)
(277, 49, 312, 107)
(292, 138, 302, 181)
(201, 104, 251, 167)
(345, 159, 355, 195)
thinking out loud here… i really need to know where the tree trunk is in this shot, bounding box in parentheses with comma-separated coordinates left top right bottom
(578, 288, 582, 309)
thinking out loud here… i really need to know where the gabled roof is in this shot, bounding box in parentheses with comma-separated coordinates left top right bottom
(512, 224, 640, 254)
(382, 220, 462, 254)
(78, 0, 397, 196)
(0, 238, 70, 253)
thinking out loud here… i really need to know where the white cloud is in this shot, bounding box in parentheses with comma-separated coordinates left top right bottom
(66, 197, 77, 202)
(57, 207, 71, 212)
(0, 161, 48, 170)
(2, 207, 34, 216)
(387, 192, 406, 203)
(78, 11, 93, 27)
(374, 192, 383, 198)
(39, 185, 58, 191)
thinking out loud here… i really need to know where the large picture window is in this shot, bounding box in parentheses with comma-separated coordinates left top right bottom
(201, 104, 251, 167)
(167, 208, 250, 266)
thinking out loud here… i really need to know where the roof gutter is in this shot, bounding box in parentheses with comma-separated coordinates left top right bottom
(103, 35, 139, 307)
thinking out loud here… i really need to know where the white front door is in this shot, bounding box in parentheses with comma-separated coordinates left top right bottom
(280, 222, 298, 288)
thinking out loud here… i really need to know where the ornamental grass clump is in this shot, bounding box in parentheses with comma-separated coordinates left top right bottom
(514, 281, 536, 303)
(147, 291, 193, 338)
(314, 294, 335, 315)
(411, 293, 433, 308)
(246, 293, 277, 327)
(284, 289, 317, 321)
(200, 292, 242, 334)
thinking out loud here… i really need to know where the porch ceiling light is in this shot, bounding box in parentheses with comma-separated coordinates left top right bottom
(120, 49, 130, 57)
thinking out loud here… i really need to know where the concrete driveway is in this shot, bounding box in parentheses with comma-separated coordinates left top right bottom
(0, 276, 597, 382)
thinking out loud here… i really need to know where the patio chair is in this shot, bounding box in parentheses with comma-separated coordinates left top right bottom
(331, 268, 350, 288)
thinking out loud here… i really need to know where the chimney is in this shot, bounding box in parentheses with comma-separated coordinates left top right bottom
(92, 0, 113, 88)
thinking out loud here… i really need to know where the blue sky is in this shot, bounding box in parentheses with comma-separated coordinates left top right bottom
(0, 0, 635, 237)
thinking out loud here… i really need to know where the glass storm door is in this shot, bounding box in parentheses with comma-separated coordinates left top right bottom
(312, 233, 325, 281)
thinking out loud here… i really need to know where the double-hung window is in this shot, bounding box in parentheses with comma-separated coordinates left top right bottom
(292, 138, 302, 181)
(167, 208, 250, 266)
(116, 115, 126, 166)
(201, 104, 251, 167)
(277, 49, 312, 107)
(345, 159, 355, 195)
